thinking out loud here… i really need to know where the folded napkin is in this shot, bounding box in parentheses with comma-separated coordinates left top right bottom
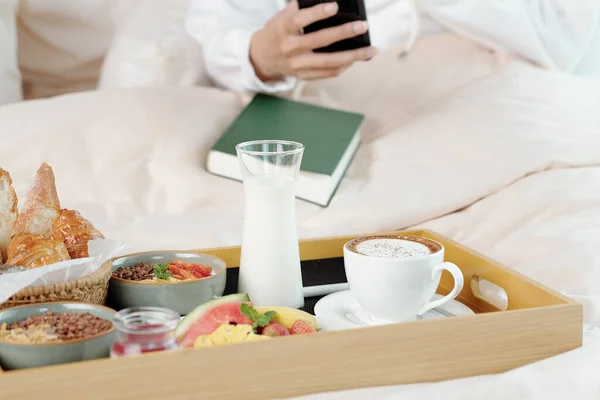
(0, 239, 123, 305)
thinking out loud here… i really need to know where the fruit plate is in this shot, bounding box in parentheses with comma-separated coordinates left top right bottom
(0, 229, 582, 400)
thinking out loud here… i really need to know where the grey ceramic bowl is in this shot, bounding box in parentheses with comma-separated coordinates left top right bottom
(107, 251, 227, 315)
(0, 302, 116, 371)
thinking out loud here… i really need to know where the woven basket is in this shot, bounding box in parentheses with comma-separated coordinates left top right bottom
(0, 260, 112, 310)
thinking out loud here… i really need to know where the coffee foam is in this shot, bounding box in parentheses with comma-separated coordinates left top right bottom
(350, 238, 433, 259)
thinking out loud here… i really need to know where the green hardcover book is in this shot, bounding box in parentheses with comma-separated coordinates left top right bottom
(206, 93, 364, 206)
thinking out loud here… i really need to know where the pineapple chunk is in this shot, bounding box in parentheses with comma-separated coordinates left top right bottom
(194, 324, 270, 348)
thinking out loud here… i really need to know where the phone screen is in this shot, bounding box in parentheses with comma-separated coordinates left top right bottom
(298, 0, 370, 53)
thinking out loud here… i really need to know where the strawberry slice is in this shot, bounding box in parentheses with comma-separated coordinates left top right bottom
(185, 263, 212, 278)
(167, 264, 192, 280)
(168, 261, 212, 280)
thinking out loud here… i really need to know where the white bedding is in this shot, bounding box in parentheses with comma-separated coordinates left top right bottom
(0, 34, 599, 399)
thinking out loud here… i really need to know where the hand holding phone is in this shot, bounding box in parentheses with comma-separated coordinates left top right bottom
(249, 1, 377, 82)
(298, 0, 371, 53)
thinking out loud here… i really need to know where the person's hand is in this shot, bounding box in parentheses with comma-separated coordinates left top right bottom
(249, 1, 377, 82)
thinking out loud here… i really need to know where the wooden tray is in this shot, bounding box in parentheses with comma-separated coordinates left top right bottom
(0, 230, 583, 399)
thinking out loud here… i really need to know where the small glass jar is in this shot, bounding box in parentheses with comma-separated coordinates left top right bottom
(111, 307, 180, 358)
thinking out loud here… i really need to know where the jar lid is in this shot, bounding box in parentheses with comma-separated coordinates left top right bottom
(113, 307, 180, 335)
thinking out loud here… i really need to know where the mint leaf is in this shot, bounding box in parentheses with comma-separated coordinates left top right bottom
(255, 315, 269, 328)
(240, 305, 276, 332)
(240, 303, 258, 321)
(154, 263, 172, 280)
(255, 311, 276, 328)
(263, 311, 276, 320)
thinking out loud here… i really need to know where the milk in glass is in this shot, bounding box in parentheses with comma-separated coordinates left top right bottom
(236, 140, 305, 309)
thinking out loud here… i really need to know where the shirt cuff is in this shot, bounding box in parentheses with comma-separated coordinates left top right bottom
(236, 29, 298, 94)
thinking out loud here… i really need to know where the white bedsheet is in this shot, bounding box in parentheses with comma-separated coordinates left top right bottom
(0, 34, 599, 399)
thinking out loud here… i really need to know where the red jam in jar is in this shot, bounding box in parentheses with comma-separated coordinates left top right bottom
(111, 307, 180, 358)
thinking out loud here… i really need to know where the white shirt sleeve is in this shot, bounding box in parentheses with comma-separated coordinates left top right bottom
(185, 0, 297, 93)
(420, 0, 600, 73)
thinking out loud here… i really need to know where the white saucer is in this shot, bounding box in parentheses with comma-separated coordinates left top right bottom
(314, 290, 474, 331)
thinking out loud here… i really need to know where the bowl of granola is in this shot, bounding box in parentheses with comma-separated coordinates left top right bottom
(0, 302, 116, 370)
(106, 251, 227, 315)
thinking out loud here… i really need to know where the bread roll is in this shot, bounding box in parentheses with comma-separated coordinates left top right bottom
(51, 209, 105, 258)
(6, 232, 70, 269)
(14, 163, 61, 236)
(0, 168, 18, 262)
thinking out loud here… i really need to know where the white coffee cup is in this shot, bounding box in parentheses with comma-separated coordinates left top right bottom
(343, 235, 464, 323)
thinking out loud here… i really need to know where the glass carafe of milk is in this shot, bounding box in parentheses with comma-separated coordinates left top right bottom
(236, 140, 305, 308)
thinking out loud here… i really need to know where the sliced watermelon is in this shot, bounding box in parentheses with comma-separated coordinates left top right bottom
(175, 293, 252, 347)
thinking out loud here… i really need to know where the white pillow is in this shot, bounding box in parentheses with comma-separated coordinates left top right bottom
(98, 0, 208, 89)
(17, 0, 115, 99)
(0, 0, 21, 105)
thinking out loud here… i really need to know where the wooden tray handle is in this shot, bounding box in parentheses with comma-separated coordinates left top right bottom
(469, 274, 509, 312)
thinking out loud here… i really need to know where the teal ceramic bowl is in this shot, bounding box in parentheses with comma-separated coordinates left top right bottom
(107, 251, 227, 315)
(0, 302, 116, 371)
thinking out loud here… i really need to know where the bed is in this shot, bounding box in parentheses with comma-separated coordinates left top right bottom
(1, 34, 599, 399)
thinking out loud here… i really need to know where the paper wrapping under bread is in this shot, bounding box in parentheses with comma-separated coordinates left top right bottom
(0, 239, 123, 305)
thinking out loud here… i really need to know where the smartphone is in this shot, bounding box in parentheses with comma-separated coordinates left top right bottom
(297, 0, 370, 53)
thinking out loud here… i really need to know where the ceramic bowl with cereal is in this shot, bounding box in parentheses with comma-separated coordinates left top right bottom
(0, 302, 116, 370)
(106, 251, 227, 315)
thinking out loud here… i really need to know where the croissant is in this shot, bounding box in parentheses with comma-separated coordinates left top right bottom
(14, 163, 60, 236)
(0, 168, 18, 262)
(51, 209, 105, 259)
(6, 233, 70, 269)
